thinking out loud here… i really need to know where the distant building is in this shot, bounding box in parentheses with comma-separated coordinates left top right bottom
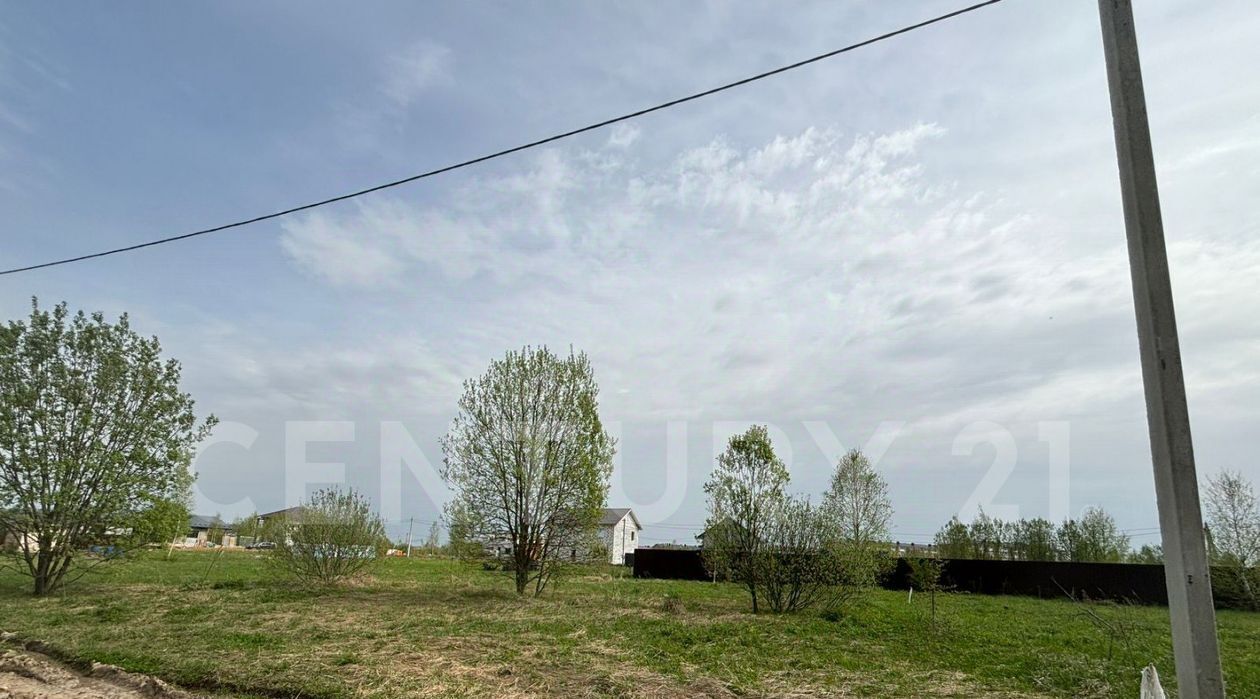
(179, 514, 235, 548)
(248, 506, 307, 546)
(487, 507, 644, 565)
(599, 507, 641, 565)
(696, 517, 740, 549)
(258, 506, 305, 525)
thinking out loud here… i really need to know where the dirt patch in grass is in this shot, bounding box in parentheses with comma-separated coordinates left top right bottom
(0, 647, 197, 699)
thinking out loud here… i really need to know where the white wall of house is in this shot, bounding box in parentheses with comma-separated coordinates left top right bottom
(600, 513, 641, 565)
(483, 509, 642, 565)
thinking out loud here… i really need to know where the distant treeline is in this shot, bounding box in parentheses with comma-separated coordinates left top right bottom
(932, 508, 1162, 564)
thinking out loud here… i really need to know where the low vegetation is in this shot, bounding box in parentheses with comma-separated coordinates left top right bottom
(2, 551, 1258, 698)
(703, 428, 893, 615)
(271, 488, 387, 586)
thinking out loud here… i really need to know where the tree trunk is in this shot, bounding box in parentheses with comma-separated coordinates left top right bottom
(514, 555, 529, 595)
(33, 550, 53, 596)
(1237, 567, 1257, 610)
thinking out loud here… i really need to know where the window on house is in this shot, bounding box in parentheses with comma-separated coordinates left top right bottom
(630, 531, 635, 541)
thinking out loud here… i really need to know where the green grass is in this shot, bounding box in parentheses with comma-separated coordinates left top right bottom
(0, 551, 1257, 698)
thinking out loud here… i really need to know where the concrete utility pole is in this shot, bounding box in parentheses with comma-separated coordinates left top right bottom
(1096, 1, 1225, 696)
(405, 517, 415, 558)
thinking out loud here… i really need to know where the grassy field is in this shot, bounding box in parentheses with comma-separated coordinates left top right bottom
(0, 551, 1257, 698)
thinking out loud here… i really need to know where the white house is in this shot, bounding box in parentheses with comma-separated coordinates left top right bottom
(599, 507, 642, 565)
(485, 507, 643, 565)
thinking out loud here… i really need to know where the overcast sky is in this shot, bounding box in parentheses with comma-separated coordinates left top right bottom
(2, 0, 1257, 546)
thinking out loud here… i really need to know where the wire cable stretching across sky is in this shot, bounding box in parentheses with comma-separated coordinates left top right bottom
(0, 0, 1004, 277)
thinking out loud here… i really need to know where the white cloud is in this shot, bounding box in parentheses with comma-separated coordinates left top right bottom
(381, 40, 452, 108)
(279, 210, 409, 287)
(607, 124, 640, 149)
(270, 121, 1260, 493)
(276, 124, 1110, 424)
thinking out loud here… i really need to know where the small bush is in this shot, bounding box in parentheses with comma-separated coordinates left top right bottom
(272, 488, 386, 586)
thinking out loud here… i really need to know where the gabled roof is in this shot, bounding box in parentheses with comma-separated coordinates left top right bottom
(189, 514, 229, 531)
(259, 506, 305, 521)
(599, 507, 641, 530)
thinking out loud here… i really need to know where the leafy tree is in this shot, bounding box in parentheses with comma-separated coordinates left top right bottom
(1056, 518, 1086, 562)
(933, 511, 1006, 560)
(443, 499, 485, 561)
(0, 300, 214, 595)
(703, 425, 789, 613)
(1128, 543, 1163, 565)
(440, 346, 615, 596)
(127, 496, 191, 549)
(206, 512, 226, 546)
(1058, 507, 1129, 562)
(1012, 518, 1058, 561)
(1204, 470, 1260, 608)
(967, 510, 1009, 560)
(907, 557, 945, 628)
(823, 449, 892, 548)
(933, 516, 972, 559)
(820, 449, 894, 596)
(1078, 507, 1130, 562)
(272, 488, 386, 585)
(230, 512, 263, 545)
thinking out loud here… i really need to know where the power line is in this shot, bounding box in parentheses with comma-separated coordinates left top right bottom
(0, 0, 1004, 277)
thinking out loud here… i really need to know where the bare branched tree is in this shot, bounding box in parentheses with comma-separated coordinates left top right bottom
(0, 300, 214, 596)
(1205, 469, 1260, 609)
(441, 346, 614, 596)
(424, 521, 441, 551)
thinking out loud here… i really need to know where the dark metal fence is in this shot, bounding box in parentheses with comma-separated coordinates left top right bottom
(631, 547, 1256, 610)
(884, 557, 1170, 604)
(631, 547, 709, 580)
